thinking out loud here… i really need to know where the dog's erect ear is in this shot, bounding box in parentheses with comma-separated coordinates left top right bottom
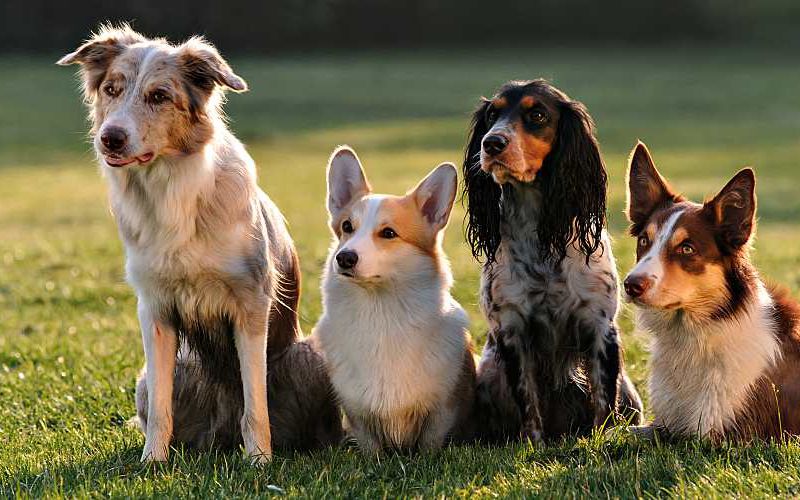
(703, 168, 756, 252)
(327, 146, 371, 215)
(57, 24, 144, 97)
(411, 163, 458, 232)
(626, 141, 680, 233)
(179, 37, 247, 94)
(537, 99, 607, 265)
(463, 98, 502, 263)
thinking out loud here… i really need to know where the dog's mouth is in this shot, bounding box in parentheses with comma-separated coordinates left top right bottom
(482, 159, 536, 184)
(628, 296, 682, 311)
(337, 270, 383, 283)
(104, 152, 155, 168)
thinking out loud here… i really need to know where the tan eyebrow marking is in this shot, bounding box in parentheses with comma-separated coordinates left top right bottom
(491, 96, 508, 109)
(520, 96, 537, 109)
(671, 227, 689, 246)
(645, 222, 657, 239)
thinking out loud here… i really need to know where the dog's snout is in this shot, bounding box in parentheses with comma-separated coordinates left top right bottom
(101, 127, 129, 152)
(624, 275, 651, 299)
(482, 134, 509, 156)
(336, 250, 358, 270)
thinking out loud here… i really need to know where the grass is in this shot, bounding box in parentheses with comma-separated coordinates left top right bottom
(2, 45, 800, 497)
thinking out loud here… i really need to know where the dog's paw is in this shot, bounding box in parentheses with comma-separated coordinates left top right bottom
(140, 445, 169, 463)
(627, 424, 658, 441)
(521, 427, 544, 444)
(248, 450, 273, 466)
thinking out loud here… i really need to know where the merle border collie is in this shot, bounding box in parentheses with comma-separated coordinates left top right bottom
(58, 25, 341, 462)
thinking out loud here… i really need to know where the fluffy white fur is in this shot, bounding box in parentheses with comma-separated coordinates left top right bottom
(316, 147, 473, 452)
(318, 244, 469, 448)
(640, 282, 780, 437)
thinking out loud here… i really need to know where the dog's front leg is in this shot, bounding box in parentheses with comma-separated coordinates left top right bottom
(497, 331, 544, 442)
(139, 301, 178, 462)
(590, 323, 621, 428)
(235, 308, 272, 464)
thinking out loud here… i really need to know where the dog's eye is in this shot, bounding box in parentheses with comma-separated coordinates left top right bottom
(103, 83, 119, 98)
(638, 235, 649, 247)
(379, 228, 397, 239)
(341, 220, 354, 234)
(486, 107, 498, 123)
(526, 109, 547, 124)
(677, 242, 696, 255)
(148, 90, 170, 105)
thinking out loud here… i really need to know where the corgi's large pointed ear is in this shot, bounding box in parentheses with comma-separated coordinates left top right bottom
(626, 141, 680, 233)
(178, 36, 247, 93)
(57, 24, 145, 98)
(703, 168, 756, 253)
(327, 146, 371, 215)
(411, 162, 458, 232)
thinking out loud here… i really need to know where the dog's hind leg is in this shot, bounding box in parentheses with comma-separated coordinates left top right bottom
(617, 370, 643, 425)
(590, 323, 621, 428)
(135, 352, 243, 452)
(235, 306, 272, 464)
(138, 301, 178, 462)
(267, 339, 344, 451)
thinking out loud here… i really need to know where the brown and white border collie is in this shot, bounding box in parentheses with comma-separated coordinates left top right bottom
(624, 141, 800, 442)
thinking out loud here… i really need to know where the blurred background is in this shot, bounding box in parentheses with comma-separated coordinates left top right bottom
(2, 3, 800, 493)
(2, 0, 800, 52)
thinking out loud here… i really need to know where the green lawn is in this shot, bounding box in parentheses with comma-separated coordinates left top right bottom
(2, 46, 800, 497)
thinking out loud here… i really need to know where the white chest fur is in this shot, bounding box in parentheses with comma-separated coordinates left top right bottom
(105, 140, 259, 300)
(316, 275, 468, 419)
(643, 284, 780, 437)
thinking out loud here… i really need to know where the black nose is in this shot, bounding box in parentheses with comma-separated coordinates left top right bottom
(100, 127, 128, 152)
(624, 275, 651, 298)
(482, 134, 508, 156)
(336, 250, 358, 270)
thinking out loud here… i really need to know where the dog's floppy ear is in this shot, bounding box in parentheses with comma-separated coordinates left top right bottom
(327, 146, 371, 216)
(179, 37, 248, 94)
(463, 98, 502, 263)
(703, 168, 756, 253)
(57, 24, 144, 98)
(537, 99, 607, 264)
(411, 163, 458, 232)
(626, 141, 680, 234)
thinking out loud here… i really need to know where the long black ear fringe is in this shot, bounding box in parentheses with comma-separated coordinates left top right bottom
(462, 100, 502, 263)
(537, 99, 607, 265)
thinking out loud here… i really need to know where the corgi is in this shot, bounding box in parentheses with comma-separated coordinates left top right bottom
(623, 141, 800, 442)
(315, 146, 476, 453)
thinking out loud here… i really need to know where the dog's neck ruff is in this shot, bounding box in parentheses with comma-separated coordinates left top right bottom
(643, 281, 780, 437)
(324, 258, 453, 328)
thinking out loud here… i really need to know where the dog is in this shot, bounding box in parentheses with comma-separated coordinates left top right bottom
(624, 142, 800, 442)
(58, 25, 340, 462)
(463, 80, 643, 442)
(316, 146, 476, 453)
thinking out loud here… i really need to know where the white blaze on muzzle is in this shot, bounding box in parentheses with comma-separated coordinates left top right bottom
(626, 209, 685, 297)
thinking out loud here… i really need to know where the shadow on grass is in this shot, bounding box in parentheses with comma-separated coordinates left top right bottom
(5, 437, 800, 497)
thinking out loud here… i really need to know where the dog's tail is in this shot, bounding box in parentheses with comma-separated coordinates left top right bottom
(268, 249, 302, 361)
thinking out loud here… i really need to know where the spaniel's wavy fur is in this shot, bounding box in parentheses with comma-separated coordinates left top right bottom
(463, 80, 643, 441)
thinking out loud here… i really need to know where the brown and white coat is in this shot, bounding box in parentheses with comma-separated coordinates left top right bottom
(625, 142, 800, 441)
